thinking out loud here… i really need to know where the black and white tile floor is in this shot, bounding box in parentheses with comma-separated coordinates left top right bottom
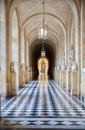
(1, 80, 85, 129)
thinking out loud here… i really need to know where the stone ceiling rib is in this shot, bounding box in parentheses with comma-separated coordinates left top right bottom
(29, 32, 59, 49)
(21, 13, 66, 32)
(21, 13, 66, 45)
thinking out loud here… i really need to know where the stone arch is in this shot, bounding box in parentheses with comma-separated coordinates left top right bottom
(21, 13, 66, 48)
(21, 30, 25, 64)
(26, 27, 60, 43)
(38, 57, 49, 80)
(22, 13, 65, 68)
(21, 13, 66, 31)
(9, 0, 79, 61)
(26, 28, 60, 53)
(26, 26, 60, 69)
(22, 13, 66, 45)
(66, 0, 79, 63)
(30, 39, 56, 79)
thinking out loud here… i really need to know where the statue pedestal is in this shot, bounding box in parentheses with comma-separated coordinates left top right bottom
(62, 71, 66, 87)
(25, 71, 30, 83)
(20, 72, 25, 87)
(57, 71, 59, 83)
(56, 71, 58, 83)
(10, 71, 17, 96)
(68, 71, 71, 91)
(60, 71, 62, 84)
(29, 71, 32, 81)
(54, 70, 57, 81)
(71, 71, 77, 96)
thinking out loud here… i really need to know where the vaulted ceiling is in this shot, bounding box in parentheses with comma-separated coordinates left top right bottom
(9, 0, 80, 47)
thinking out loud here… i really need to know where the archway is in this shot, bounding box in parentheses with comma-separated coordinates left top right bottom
(38, 57, 49, 80)
(30, 39, 56, 80)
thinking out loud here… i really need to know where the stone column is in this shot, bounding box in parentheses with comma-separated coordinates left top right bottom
(30, 67, 33, 81)
(10, 62, 17, 96)
(53, 70, 56, 81)
(60, 71, 62, 85)
(56, 69, 58, 83)
(71, 61, 78, 96)
(61, 52, 66, 87)
(66, 63, 72, 91)
(20, 64, 25, 87)
(6, 12, 12, 97)
(56, 71, 58, 83)
(57, 71, 59, 83)
(25, 66, 30, 83)
(67, 70, 71, 91)
(61, 70, 63, 86)
(54, 67, 57, 82)
(56, 60, 60, 84)
(71, 71, 77, 96)
(18, 30, 22, 88)
(81, 69, 85, 102)
(62, 70, 66, 87)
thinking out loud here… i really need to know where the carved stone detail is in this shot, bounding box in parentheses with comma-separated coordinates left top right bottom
(61, 52, 66, 71)
(21, 64, 25, 72)
(68, 45, 75, 71)
(71, 61, 77, 72)
(57, 60, 61, 70)
(10, 62, 15, 72)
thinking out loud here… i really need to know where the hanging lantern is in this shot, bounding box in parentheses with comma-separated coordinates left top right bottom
(38, 25, 48, 39)
(38, 0, 48, 39)
(41, 49, 46, 57)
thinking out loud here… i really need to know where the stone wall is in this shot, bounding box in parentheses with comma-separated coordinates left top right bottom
(0, 0, 7, 98)
(83, 0, 85, 67)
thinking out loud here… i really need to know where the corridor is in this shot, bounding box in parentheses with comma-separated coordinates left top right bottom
(1, 80, 85, 129)
(0, 1, 85, 129)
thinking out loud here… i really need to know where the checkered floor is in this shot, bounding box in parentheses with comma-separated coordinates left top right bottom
(1, 80, 85, 129)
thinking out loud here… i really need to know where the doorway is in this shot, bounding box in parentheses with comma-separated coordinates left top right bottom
(38, 57, 49, 80)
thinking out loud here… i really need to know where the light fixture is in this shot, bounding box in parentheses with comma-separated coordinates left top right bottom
(38, 0, 48, 40)
(38, 0, 48, 58)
